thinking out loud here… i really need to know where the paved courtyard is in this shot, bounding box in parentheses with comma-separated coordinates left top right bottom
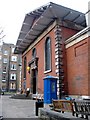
(1, 95, 39, 118)
(1, 95, 89, 120)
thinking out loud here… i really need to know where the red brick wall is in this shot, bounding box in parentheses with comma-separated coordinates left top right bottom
(61, 27, 78, 94)
(88, 37, 90, 95)
(21, 25, 80, 93)
(21, 50, 32, 90)
(33, 29, 56, 92)
(61, 27, 78, 41)
(66, 39, 88, 95)
(22, 29, 56, 92)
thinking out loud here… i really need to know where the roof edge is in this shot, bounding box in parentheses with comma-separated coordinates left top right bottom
(65, 27, 90, 48)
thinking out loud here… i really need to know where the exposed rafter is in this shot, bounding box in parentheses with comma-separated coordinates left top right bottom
(31, 28, 42, 32)
(72, 14, 81, 22)
(62, 11, 71, 20)
(14, 2, 86, 54)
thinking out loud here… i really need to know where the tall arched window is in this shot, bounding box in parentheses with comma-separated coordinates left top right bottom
(45, 37, 51, 71)
(32, 48, 36, 58)
(24, 57, 27, 79)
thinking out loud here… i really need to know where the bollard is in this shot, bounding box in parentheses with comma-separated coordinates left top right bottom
(35, 100, 44, 116)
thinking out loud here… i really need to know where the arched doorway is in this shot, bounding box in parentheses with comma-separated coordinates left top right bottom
(28, 48, 38, 94)
(31, 69, 37, 94)
(29, 57, 38, 94)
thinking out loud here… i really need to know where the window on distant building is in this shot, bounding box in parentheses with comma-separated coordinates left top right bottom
(11, 64, 16, 70)
(32, 48, 36, 58)
(0, 55, 2, 60)
(10, 83, 16, 89)
(2, 74, 6, 80)
(0, 47, 1, 51)
(24, 57, 27, 79)
(45, 37, 51, 72)
(4, 50, 8, 55)
(11, 56, 17, 61)
(10, 73, 16, 80)
(3, 58, 8, 63)
(12, 47, 15, 53)
(3, 66, 6, 72)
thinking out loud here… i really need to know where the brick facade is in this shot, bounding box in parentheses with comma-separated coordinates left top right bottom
(21, 22, 80, 95)
(65, 28, 90, 96)
(15, 2, 88, 96)
(66, 39, 88, 95)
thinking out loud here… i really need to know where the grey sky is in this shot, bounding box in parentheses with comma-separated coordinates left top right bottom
(0, 0, 89, 44)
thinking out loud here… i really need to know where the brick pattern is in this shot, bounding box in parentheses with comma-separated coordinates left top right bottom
(21, 21, 82, 95)
(66, 39, 88, 95)
(88, 37, 90, 95)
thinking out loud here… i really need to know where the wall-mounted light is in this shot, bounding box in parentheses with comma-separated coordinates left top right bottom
(27, 66, 30, 73)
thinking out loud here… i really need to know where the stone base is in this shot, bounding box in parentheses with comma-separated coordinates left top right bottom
(39, 108, 84, 120)
(10, 93, 32, 99)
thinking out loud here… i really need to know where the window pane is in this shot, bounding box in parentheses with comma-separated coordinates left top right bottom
(11, 64, 16, 70)
(3, 66, 6, 72)
(32, 48, 36, 58)
(24, 57, 26, 79)
(10, 73, 16, 80)
(4, 50, 8, 55)
(0, 47, 1, 51)
(0, 55, 2, 60)
(3, 58, 8, 63)
(11, 56, 17, 61)
(45, 37, 51, 71)
(10, 83, 16, 89)
(12, 48, 15, 53)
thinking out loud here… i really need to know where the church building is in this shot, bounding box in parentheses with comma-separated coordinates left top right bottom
(15, 2, 90, 96)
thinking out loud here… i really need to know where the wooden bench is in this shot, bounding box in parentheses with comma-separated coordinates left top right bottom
(74, 100, 90, 119)
(52, 99, 74, 116)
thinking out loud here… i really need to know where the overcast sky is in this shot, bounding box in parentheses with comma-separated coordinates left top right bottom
(0, 0, 89, 45)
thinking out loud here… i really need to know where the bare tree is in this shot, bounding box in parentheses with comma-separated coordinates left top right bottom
(0, 27, 6, 42)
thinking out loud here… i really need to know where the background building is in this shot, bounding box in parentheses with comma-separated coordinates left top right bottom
(0, 44, 2, 91)
(1, 42, 22, 92)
